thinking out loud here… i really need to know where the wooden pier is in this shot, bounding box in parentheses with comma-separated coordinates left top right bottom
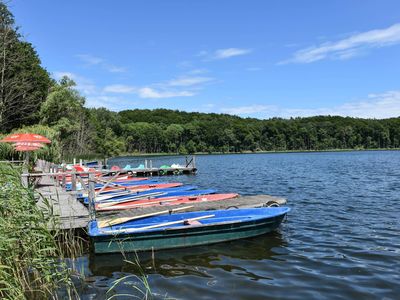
(31, 159, 286, 231)
(35, 176, 89, 229)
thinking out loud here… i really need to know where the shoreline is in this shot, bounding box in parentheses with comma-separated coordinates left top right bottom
(106, 148, 400, 160)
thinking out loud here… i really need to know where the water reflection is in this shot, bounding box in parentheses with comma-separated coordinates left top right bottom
(89, 231, 288, 278)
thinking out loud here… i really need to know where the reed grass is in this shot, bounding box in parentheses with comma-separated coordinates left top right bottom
(0, 162, 81, 299)
(106, 242, 153, 300)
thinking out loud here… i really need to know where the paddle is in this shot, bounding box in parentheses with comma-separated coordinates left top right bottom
(95, 191, 165, 206)
(96, 197, 183, 210)
(97, 205, 194, 228)
(95, 172, 122, 196)
(101, 214, 215, 234)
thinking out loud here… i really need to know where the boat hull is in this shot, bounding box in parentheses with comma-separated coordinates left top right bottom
(90, 210, 287, 254)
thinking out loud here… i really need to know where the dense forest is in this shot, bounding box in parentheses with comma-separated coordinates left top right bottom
(1, 2, 400, 162)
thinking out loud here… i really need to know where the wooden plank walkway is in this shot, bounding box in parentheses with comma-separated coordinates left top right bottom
(35, 176, 89, 229)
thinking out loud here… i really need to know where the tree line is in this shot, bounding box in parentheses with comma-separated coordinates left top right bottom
(1, 1, 400, 162)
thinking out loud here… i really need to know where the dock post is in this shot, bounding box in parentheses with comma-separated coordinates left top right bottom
(62, 165, 66, 189)
(193, 155, 196, 169)
(71, 170, 77, 192)
(145, 159, 148, 169)
(73, 158, 76, 165)
(150, 160, 152, 169)
(79, 159, 83, 166)
(88, 172, 96, 221)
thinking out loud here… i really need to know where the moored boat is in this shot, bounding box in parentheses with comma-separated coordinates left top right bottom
(88, 207, 290, 253)
(96, 193, 239, 211)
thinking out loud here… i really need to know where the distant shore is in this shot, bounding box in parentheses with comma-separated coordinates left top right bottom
(105, 148, 400, 160)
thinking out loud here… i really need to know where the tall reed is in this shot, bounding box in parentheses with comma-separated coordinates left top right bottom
(0, 163, 75, 299)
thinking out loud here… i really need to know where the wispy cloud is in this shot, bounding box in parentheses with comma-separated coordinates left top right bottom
(103, 84, 196, 99)
(281, 23, 400, 64)
(199, 48, 252, 60)
(103, 84, 136, 93)
(214, 48, 252, 59)
(137, 87, 195, 99)
(166, 76, 213, 87)
(53, 71, 97, 95)
(76, 54, 103, 65)
(220, 91, 400, 119)
(76, 54, 127, 73)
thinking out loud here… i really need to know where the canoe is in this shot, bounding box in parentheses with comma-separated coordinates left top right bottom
(77, 183, 184, 200)
(88, 207, 290, 253)
(96, 193, 239, 211)
(94, 179, 158, 189)
(97, 182, 183, 193)
(86, 188, 217, 205)
(82, 185, 198, 204)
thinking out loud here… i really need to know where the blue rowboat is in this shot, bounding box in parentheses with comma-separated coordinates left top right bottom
(84, 188, 216, 205)
(66, 179, 159, 191)
(82, 185, 198, 204)
(88, 207, 290, 253)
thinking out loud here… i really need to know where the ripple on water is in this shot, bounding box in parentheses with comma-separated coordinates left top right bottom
(80, 151, 400, 299)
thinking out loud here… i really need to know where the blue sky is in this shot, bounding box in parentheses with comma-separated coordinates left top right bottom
(10, 0, 400, 119)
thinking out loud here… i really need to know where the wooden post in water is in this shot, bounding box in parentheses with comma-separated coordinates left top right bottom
(73, 158, 76, 165)
(88, 172, 96, 221)
(79, 159, 83, 166)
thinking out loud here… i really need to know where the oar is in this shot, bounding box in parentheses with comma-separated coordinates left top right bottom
(96, 197, 183, 211)
(101, 214, 215, 234)
(97, 205, 194, 228)
(95, 191, 166, 206)
(95, 172, 122, 196)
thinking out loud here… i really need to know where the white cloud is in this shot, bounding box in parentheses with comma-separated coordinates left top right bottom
(167, 76, 213, 87)
(213, 48, 252, 59)
(76, 54, 127, 73)
(53, 71, 97, 95)
(104, 84, 195, 98)
(198, 48, 252, 60)
(221, 91, 400, 119)
(103, 84, 136, 93)
(137, 87, 195, 99)
(76, 54, 103, 65)
(281, 23, 400, 64)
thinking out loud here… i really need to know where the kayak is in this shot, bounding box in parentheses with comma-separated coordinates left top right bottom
(96, 193, 239, 211)
(88, 207, 290, 253)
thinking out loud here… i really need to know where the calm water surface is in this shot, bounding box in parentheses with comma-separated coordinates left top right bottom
(76, 151, 400, 299)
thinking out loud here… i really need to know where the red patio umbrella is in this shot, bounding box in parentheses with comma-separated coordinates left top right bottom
(13, 142, 46, 148)
(14, 145, 41, 152)
(0, 133, 51, 144)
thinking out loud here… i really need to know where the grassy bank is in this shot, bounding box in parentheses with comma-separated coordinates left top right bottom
(0, 163, 81, 299)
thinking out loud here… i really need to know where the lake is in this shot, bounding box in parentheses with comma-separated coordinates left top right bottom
(74, 151, 400, 299)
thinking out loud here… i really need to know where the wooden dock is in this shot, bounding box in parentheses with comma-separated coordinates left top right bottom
(32, 159, 286, 231)
(35, 175, 89, 229)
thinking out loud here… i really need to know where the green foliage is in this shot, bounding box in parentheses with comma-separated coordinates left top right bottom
(0, 163, 73, 299)
(0, 2, 52, 132)
(40, 77, 93, 156)
(117, 110, 400, 154)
